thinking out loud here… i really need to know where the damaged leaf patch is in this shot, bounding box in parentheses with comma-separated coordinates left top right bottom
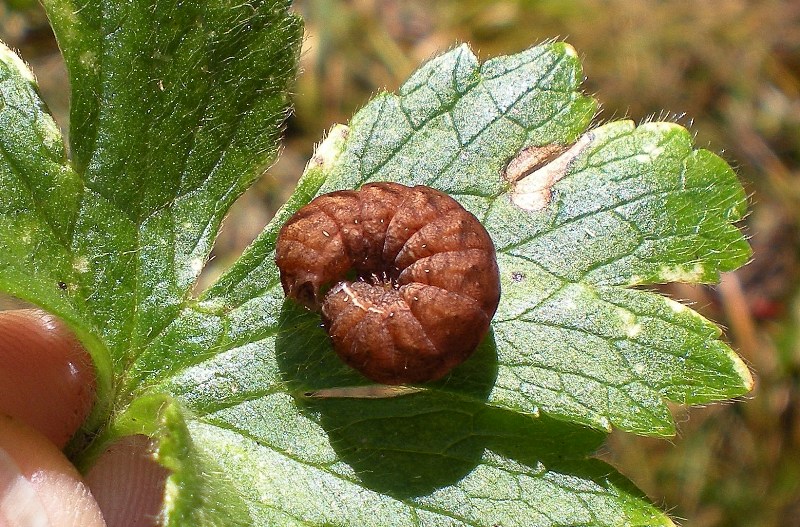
(506, 132, 596, 211)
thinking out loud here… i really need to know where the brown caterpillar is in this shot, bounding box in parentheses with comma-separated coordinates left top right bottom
(275, 182, 500, 385)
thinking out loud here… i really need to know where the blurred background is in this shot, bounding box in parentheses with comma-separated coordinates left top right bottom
(1, 0, 799, 524)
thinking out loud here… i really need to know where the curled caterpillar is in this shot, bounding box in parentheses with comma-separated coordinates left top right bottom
(275, 182, 500, 385)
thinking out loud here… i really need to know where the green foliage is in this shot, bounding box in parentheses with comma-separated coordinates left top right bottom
(0, 1, 751, 525)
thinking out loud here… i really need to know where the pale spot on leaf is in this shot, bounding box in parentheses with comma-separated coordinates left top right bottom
(507, 132, 595, 211)
(73, 256, 90, 273)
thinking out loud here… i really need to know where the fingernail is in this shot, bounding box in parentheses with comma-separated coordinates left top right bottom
(0, 445, 49, 527)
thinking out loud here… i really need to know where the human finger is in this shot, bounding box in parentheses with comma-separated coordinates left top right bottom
(0, 309, 96, 448)
(0, 414, 106, 527)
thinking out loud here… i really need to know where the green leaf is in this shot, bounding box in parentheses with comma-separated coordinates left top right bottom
(211, 43, 752, 438)
(0, 5, 747, 523)
(27, 0, 301, 429)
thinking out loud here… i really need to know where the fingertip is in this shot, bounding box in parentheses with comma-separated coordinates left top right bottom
(0, 311, 170, 526)
(85, 435, 169, 527)
(0, 414, 106, 527)
(0, 309, 96, 447)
